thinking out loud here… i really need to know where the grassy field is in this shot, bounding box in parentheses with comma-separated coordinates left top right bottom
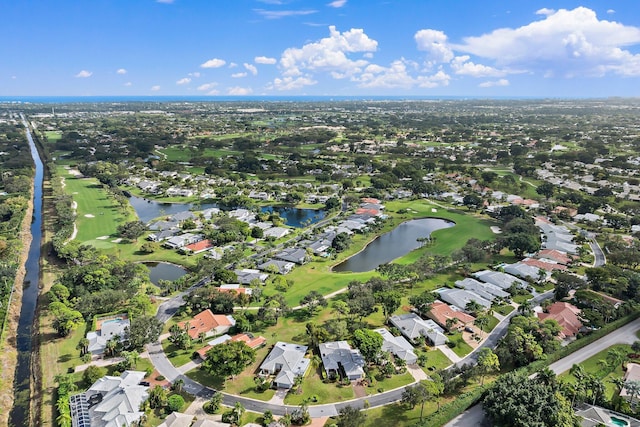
(283, 366, 355, 405)
(57, 166, 137, 246)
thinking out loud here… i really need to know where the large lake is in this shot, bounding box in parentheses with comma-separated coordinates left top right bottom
(129, 196, 217, 223)
(332, 218, 454, 273)
(144, 262, 188, 285)
(260, 206, 327, 228)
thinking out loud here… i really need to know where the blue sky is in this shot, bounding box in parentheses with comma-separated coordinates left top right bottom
(2, 1, 640, 97)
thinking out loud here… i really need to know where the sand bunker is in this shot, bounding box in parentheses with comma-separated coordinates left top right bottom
(111, 238, 123, 243)
(84, 214, 95, 218)
(490, 226, 502, 234)
(96, 236, 109, 240)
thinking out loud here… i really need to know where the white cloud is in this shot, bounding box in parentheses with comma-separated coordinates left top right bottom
(453, 7, 640, 77)
(255, 56, 277, 64)
(417, 70, 451, 88)
(244, 63, 258, 75)
(197, 82, 218, 91)
(116, 68, 127, 75)
(227, 86, 253, 95)
(176, 77, 191, 85)
(232, 72, 248, 78)
(607, 9, 615, 14)
(328, 0, 347, 8)
(414, 29, 454, 63)
(188, 72, 201, 78)
(229, 62, 238, 68)
(450, 55, 506, 77)
(200, 58, 226, 68)
(535, 8, 555, 16)
(479, 78, 510, 87)
(270, 76, 317, 90)
(280, 25, 378, 77)
(150, 85, 161, 91)
(254, 9, 317, 19)
(124, 82, 132, 86)
(75, 70, 92, 78)
(355, 59, 450, 89)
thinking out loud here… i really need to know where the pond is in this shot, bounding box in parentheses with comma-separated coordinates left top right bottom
(260, 206, 327, 228)
(144, 262, 188, 285)
(129, 195, 217, 223)
(332, 218, 454, 273)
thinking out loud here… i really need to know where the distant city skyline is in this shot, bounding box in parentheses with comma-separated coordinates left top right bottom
(2, 1, 640, 97)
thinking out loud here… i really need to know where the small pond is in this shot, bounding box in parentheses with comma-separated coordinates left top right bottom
(332, 218, 454, 273)
(260, 206, 327, 228)
(144, 262, 188, 285)
(129, 195, 218, 223)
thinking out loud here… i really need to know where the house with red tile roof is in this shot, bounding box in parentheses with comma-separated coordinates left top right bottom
(195, 333, 266, 360)
(537, 302, 583, 339)
(522, 257, 567, 272)
(177, 309, 235, 340)
(426, 301, 476, 331)
(184, 239, 214, 254)
(217, 284, 253, 295)
(536, 249, 575, 265)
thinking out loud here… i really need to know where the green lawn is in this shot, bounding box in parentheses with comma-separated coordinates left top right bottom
(422, 348, 453, 372)
(45, 131, 62, 143)
(494, 304, 515, 316)
(368, 370, 414, 393)
(283, 366, 355, 405)
(57, 166, 137, 245)
(558, 344, 632, 401)
(447, 332, 474, 358)
(162, 339, 197, 368)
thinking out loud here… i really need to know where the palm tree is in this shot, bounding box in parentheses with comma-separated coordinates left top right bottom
(474, 315, 490, 337)
(105, 337, 119, 358)
(173, 378, 184, 393)
(518, 300, 533, 316)
(607, 348, 626, 370)
(535, 367, 557, 388)
(624, 380, 640, 408)
(77, 337, 90, 356)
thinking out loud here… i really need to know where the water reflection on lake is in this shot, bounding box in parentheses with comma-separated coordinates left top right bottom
(129, 195, 217, 223)
(260, 206, 327, 228)
(144, 262, 188, 285)
(333, 218, 454, 273)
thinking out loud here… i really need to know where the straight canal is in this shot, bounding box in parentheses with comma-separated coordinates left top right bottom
(10, 115, 44, 426)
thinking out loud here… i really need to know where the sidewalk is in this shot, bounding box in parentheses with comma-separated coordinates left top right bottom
(436, 345, 462, 364)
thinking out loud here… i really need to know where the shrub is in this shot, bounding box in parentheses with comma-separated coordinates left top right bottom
(167, 394, 185, 412)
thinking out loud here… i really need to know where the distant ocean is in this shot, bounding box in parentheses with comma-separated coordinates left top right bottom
(0, 95, 544, 104)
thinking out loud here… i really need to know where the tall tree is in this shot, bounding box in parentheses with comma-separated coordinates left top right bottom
(203, 341, 256, 378)
(353, 329, 383, 364)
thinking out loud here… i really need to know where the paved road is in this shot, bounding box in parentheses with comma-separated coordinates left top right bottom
(548, 317, 640, 375)
(453, 290, 554, 369)
(445, 318, 640, 427)
(588, 233, 606, 267)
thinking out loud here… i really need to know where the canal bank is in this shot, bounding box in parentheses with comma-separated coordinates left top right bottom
(5, 115, 45, 427)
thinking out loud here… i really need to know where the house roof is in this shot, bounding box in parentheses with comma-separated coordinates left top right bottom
(374, 328, 417, 363)
(389, 313, 448, 345)
(437, 288, 492, 310)
(71, 371, 149, 427)
(319, 341, 365, 379)
(218, 284, 252, 295)
(427, 301, 476, 329)
(185, 239, 214, 252)
(455, 278, 510, 299)
(177, 309, 235, 339)
(259, 342, 310, 387)
(537, 302, 583, 339)
(522, 257, 567, 272)
(473, 270, 527, 290)
(158, 412, 194, 427)
(622, 364, 640, 398)
(536, 249, 574, 265)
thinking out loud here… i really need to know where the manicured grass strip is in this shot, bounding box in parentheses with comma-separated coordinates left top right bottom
(283, 366, 355, 405)
(161, 339, 195, 368)
(57, 166, 137, 244)
(448, 332, 474, 358)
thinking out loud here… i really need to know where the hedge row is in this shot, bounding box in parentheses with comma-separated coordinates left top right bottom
(415, 385, 489, 427)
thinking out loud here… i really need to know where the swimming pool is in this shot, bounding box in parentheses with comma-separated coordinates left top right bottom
(611, 416, 629, 426)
